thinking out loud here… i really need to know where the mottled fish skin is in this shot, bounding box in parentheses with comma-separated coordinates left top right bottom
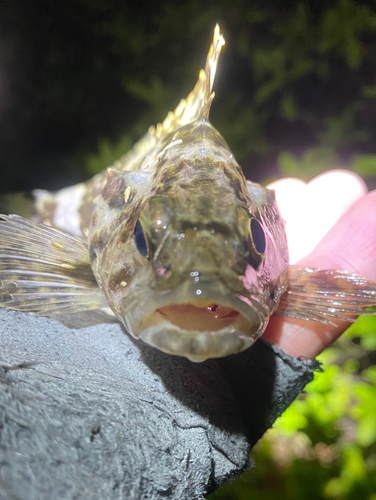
(24, 26, 289, 360)
(1, 26, 375, 361)
(88, 117, 289, 359)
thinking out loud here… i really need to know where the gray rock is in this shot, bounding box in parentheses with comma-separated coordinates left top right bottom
(0, 309, 318, 499)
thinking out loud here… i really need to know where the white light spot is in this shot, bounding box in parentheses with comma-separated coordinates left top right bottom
(196, 289, 202, 295)
(53, 184, 86, 237)
(124, 186, 131, 203)
(268, 170, 367, 263)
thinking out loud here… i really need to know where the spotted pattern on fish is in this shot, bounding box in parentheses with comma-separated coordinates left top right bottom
(1, 25, 376, 362)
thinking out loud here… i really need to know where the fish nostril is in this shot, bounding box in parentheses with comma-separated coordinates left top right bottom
(155, 266, 172, 279)
(156, 267, 166, 276)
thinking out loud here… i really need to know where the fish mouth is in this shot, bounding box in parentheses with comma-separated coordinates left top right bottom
(121, 281, 269, 362)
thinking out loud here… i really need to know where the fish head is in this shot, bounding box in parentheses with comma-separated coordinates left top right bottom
(86, 25, 289, 361)
(89, 156, 289, 362)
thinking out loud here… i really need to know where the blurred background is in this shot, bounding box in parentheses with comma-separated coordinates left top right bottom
(1, 0, 376, 498)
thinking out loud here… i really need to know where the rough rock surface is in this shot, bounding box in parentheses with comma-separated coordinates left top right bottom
(0, 309, 318, 499)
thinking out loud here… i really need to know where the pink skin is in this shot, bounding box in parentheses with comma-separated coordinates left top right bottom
(263, 171, 376, 359)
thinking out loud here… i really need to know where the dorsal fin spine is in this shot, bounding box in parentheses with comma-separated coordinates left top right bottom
(113, 25, 226, 172)
(201, 24, 225, 120)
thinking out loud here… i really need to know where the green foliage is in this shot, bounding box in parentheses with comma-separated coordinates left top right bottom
(84, 8, 376, 494)
(277, 148, 376, 183)
(78, 3, 376, 499)
(86, 136, 133, 175)
(278, 148, 339, 181)
(83, 0, 376, 187)
(208, 316, 376, 500)
(10, 1, 373, 497)
(3, 0, 376, 189)
(352, 156, 376, 178)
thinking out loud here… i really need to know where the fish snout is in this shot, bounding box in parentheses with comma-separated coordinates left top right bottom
(184, 229, 233, 271)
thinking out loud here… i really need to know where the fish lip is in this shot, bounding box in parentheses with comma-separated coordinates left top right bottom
(120, 280, 269, 361)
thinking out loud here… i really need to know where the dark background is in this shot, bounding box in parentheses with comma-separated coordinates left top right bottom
(1, 0, 376, 194)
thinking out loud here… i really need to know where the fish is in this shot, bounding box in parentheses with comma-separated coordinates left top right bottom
(1, 25, 376, 362)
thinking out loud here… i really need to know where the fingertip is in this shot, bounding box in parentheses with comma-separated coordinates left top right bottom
(301, 189, 376, 280)
(264, 187, 376, 358)
(268, 171, 368, 264)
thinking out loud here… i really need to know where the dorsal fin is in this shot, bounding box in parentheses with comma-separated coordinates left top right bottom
(114, 25, 225, 172)
(162, 23, 225, 125)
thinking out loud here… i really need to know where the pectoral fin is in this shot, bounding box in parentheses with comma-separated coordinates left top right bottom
(0, 214, 106, 315)
(275, 266, 376, 324)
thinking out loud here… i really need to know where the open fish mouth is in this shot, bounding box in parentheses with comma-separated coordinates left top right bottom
(121, 282, 269, 362)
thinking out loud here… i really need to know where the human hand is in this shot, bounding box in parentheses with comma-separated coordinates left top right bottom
(263, 170, 376, 359)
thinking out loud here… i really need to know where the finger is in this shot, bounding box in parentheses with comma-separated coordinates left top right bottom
(268, 170, 368, 263)
(263, 189, 376, 359)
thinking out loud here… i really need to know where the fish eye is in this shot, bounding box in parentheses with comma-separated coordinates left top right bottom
(244, 217, 265, 269)
(136, 196, 172, 258)
(250, 218, 266, 255)
(134, 219, 149, 258)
